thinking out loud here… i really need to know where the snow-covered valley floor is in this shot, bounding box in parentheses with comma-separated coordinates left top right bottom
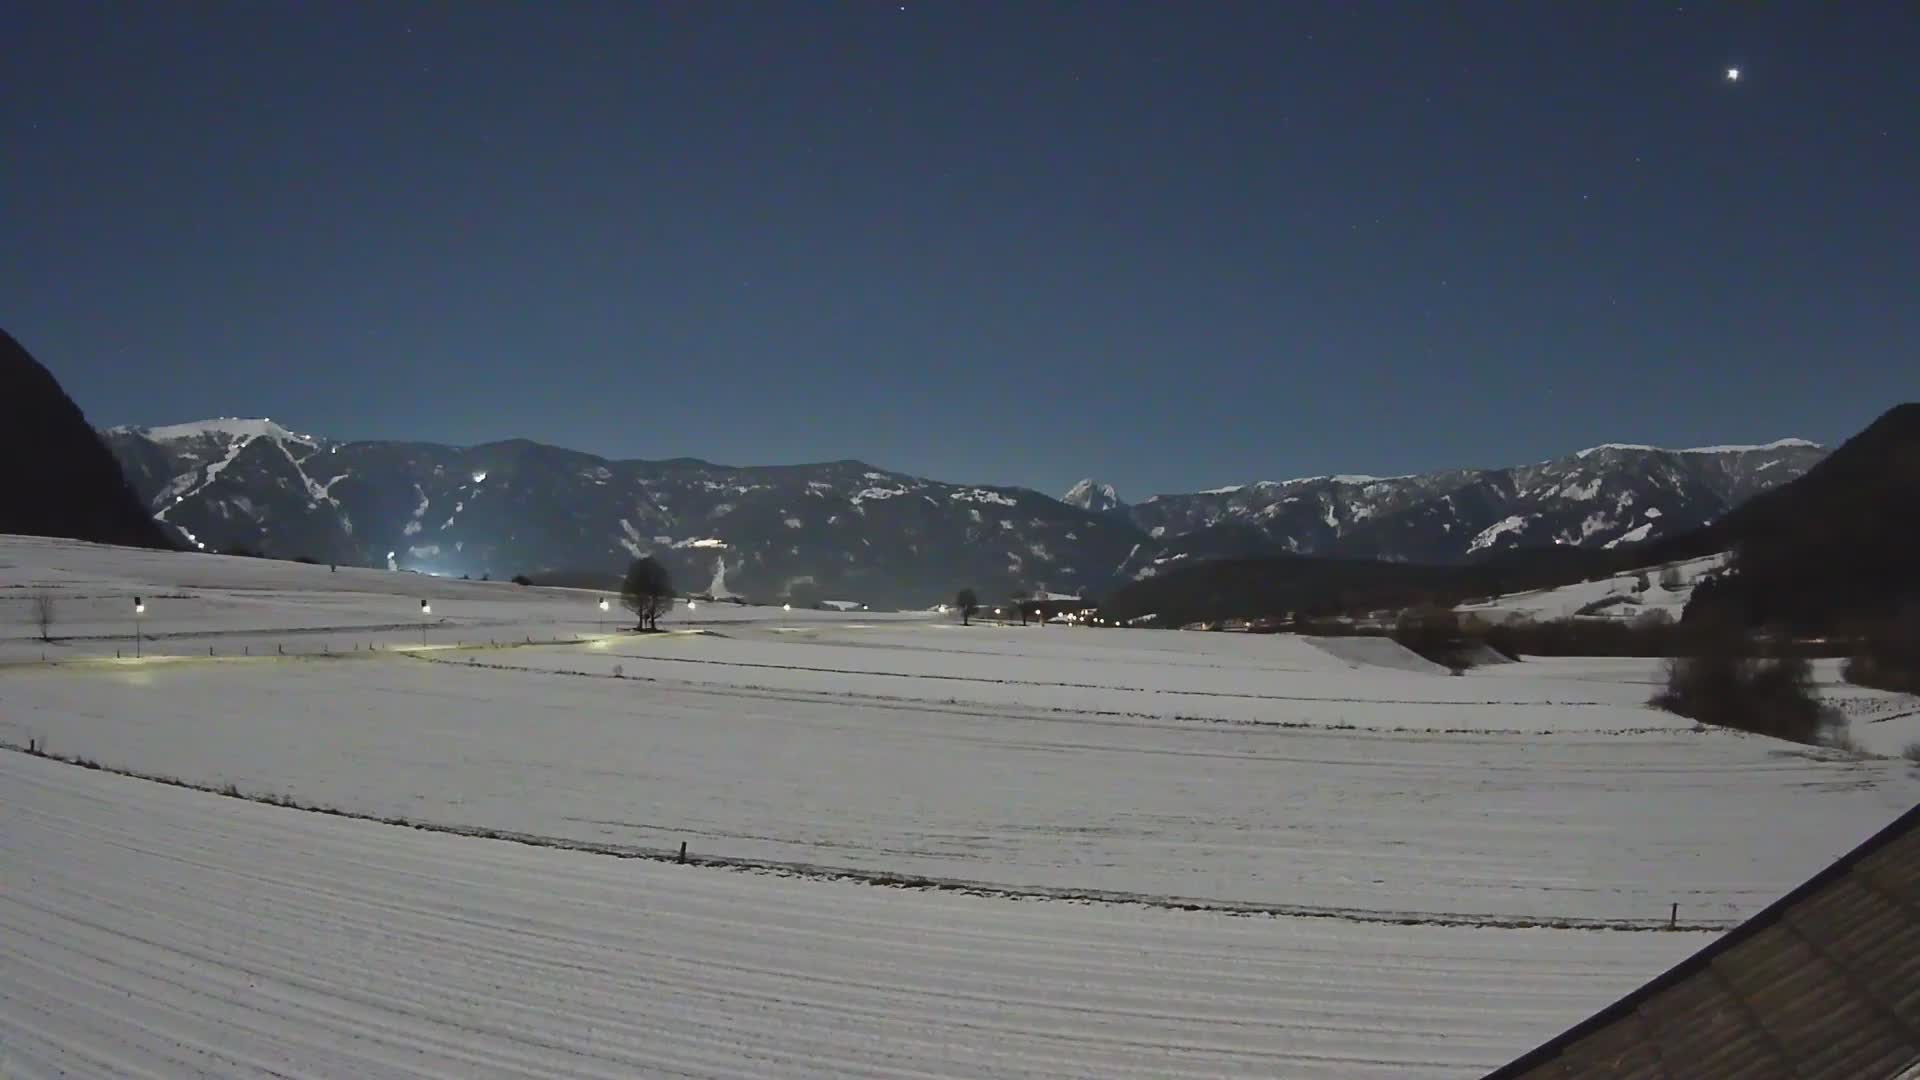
(4, 536, 1918, 1076)
(0, 751, 1705, 1079)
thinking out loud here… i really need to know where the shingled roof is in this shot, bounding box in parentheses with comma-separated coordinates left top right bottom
(1487, 801, 1920, 1079)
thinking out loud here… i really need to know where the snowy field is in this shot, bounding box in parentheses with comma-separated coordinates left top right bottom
(0, 751, 1706, 1079)
(4, 535, 1919, 1076)
(1479, 654, 1920, 759)
(1457, 553, 1725, 623)
(0, 534, 923, 664)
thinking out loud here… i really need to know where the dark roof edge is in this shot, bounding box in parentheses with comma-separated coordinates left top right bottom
(1483, 798, 1920, 1079)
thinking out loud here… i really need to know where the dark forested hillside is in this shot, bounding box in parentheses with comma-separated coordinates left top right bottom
(1678, 403, 1920, 631)
(0, 330, 174, 550)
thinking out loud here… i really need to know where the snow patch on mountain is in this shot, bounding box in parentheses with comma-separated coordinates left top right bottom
(1558, 477, 1602, 501)
(1603, 523, 1654, 549)
(1468, 514, 1531, 553)
(1576, 437, 1820, 460)
(117, 417, 317, 446)
(1061, 479, 1124, 512)
(154, 431, 258, 521)
(616, 519, 646, 558)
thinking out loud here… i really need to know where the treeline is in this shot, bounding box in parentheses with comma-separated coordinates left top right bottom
(1654, 644, 1841, 748)
(1842, 609, 1920, 694)
(1100, 547, 1622, 630)
(1381, 609, 1853, 747)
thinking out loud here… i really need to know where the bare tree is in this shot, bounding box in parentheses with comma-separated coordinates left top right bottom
(954, 588, 980, 626)
(621, 557, 676, 631)
(31, 591, 55, 642)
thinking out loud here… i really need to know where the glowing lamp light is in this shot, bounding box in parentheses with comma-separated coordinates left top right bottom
(420, 601, 432, 615)
(134, 598, 145, 615)
(783, 603, 792, 612)
(1726, 67, 1740, 81)
(598, 598, 610, 612)
(687, 600, 698, 611)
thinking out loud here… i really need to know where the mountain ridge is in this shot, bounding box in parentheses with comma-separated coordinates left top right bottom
(1099, 404, 1913, 631)
(101, 416, 1825, 607)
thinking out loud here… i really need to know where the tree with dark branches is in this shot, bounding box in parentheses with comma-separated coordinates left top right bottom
(954, 588, 980, 626)
(621, 557, 676, 631)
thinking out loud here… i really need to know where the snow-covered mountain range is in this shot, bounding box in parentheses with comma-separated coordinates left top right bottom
(1087, 438, 1825, 580)
(101, 419, 1824, 606)
(102, 419, 1138, 606)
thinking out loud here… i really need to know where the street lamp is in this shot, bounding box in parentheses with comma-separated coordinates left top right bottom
(598, 596, 610, 632)
(420, 599, 431, 643)
(687, 600, 697, 612)
(133, 597, 144, 659)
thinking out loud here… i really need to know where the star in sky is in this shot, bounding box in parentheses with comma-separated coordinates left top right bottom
(1726, 67, 1741, 81)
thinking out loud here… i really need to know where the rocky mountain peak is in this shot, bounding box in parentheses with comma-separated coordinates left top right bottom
(1062, 479, 1125, 513)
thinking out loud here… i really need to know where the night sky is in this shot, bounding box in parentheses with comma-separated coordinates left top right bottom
(4, 3, 1914, 499)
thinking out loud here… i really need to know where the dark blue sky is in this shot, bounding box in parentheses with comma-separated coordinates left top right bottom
(4, 3, 1914, 499)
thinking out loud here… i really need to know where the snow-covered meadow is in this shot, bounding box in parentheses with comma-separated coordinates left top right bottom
(1455, 553, 1725, 624)
(4, 535, 1918, 1076)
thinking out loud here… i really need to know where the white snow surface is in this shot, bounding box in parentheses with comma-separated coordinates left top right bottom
(0, 750, 1708, 1079)
(3, 534, 1917, 1076)
(118, 416, 317, 445)
(1458, 553, 1726, 623)
(1575, 437, 1820, 459)
(1602, 522, 1654, 548)
(1467, 514, 1530, 553)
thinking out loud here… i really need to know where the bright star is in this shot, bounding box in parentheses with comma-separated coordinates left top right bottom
(1726, 67, 1740, 81)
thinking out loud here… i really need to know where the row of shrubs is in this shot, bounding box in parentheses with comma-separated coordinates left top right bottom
(1359, 607, 1920, 752)
(1840, 610, 1920, 694)
(1651, 644, 1842, 747)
